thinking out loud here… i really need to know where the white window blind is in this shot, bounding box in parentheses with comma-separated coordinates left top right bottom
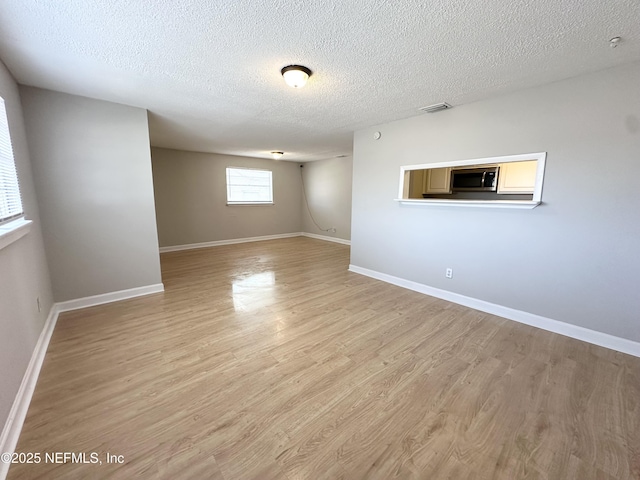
(0, 96, 23, 224)
(226, 167, 273, 204)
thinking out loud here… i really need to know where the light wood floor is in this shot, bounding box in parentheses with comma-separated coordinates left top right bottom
(9, 237, 640, 479)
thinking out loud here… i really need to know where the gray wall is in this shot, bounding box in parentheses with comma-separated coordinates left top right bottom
(351, 62, 640, 343)
(301, 156, 353, 241)
(20, 87, 162, 302)
(151, 147, 303, 247)
(0, 64, 53, 434)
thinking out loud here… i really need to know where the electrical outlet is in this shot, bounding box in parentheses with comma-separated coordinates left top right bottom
(445, 268, 453, 279)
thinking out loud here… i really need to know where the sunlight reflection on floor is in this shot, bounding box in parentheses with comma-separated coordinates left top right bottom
(231, 271, 276, 312)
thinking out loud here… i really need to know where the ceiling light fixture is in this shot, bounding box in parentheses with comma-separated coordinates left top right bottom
(281, 65, 312, 88)
(609, 36, 621, 48)
(271, 151, 284, 160)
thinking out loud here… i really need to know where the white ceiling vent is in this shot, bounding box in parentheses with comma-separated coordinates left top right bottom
(419, 102, 452, 113)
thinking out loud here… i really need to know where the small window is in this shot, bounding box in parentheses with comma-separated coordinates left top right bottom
(226, 167, 273, 205)
(0, 96, 23, 225)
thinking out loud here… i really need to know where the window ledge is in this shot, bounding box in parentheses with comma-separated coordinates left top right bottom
(0, 218, 32, 251)
(394, 199, 541, 209)
(226, 202, 274, 206)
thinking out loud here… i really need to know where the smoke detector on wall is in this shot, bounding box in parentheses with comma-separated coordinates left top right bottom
(419, 102, 452, 113)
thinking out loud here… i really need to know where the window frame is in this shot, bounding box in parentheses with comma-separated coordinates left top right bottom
(396, 152, 547, 209)
(0, 94, 30, 251)
(0, 95, 24, 225)
(225, 166, 274, 206)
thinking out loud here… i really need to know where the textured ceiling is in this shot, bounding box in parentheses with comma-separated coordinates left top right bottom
(0, 0, 639, 161)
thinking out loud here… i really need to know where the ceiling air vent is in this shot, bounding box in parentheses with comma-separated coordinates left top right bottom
(419, 102, 452, 113)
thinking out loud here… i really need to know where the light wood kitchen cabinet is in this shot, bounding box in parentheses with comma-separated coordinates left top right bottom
(407, 170, 425, 198)
(497, 160, 537, 194)
(423, 167, 452, 194)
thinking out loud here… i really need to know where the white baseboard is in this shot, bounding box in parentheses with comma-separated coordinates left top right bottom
(0, 282, 165, 479)
(0, 305, 60, 480)
(301, 232, 351, 246)
(56, 283, 165, 312)
(348, 264, 640, 358)
(159, 233, 303, 253)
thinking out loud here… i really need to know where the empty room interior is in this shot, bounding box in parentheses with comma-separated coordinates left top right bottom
(1, 1, 639, 479)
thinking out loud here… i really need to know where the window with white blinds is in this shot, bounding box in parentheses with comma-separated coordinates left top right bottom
(226, 167, 273, 204)
(0, 96, 23, 224)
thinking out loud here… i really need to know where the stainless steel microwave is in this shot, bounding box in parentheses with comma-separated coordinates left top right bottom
(451, 166, 499, 192)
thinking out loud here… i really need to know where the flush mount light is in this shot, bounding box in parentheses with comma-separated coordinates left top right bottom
(281, 65, 312, 88)
(271, 151, 284, 160)
(609, 36, 622, 48)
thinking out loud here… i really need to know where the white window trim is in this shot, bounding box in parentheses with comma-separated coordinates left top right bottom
(0, 93, 28, 250)
(1, 96, 24, 223)
(225, 166, 274, 206)
(396, 152, 546, 209)
(226, 203, 275, 206)
(0, 217, 32, 251)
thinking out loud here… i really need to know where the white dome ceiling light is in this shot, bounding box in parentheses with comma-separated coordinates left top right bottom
(281, 65, 312, 88)
(271, 151, 284, 160)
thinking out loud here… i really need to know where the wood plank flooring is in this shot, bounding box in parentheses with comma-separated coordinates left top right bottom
(8, 237, 640, 479)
